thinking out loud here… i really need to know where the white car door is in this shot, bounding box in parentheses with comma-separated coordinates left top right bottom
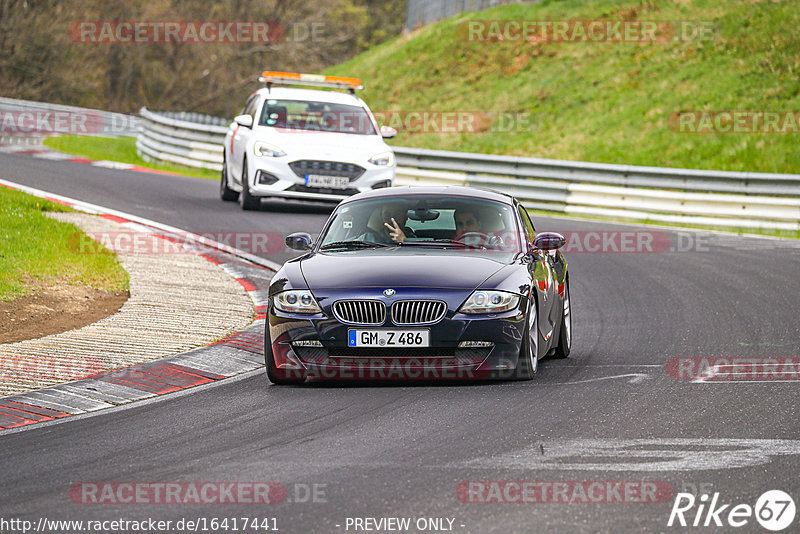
(229, 95, 259, 185)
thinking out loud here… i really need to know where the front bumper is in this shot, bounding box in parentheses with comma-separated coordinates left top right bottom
(268, 297, 528, 380)
(248, 157, 395, 201)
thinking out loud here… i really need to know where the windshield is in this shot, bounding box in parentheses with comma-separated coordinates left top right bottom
(258, 99, 377, 135)
(318, 195, 522, 259)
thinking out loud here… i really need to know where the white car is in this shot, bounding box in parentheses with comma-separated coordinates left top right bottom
(221, 71, 397, 209)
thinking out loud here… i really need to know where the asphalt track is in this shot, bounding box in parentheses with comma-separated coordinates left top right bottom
(2, 151, 800, 533)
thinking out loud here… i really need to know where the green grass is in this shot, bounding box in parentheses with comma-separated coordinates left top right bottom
(0, 187, 129, 300)
(327, 0, 800, 173)
(43, 135, 219, 180)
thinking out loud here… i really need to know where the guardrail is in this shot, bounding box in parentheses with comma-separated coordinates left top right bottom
(405, 0, 529, 30)
(393, 147, 800, 231)
(136, 107, 800, 231)
(137, 108, 227, 171)
(0, 97, 139, 138)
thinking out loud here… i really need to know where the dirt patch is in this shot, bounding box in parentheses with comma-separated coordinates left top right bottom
(0, 283, 129, 344)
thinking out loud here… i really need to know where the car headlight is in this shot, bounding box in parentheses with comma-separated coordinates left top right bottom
(274, 290, 322, 314)
(368, 150, 395, 166)
(459, 290, 520, 314)
(254, 141, 286, 157)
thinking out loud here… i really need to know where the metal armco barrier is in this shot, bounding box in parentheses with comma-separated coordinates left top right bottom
(405, 0, 531, 30)
(137, 108, 227, 171)
(0, 97, 139, 138)
(136, 107, 800, 231)
(393, 147, 800, 231)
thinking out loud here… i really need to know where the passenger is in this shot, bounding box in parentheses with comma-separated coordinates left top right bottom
(360, 202, 416, 244)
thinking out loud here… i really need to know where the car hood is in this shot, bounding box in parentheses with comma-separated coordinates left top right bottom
(252, 127, 389, 162)
(299, 250, 508, 290)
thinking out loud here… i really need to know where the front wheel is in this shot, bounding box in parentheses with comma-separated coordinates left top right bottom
(552, 279, 572, 359)
(219, 156, 239, 201)
(238, 159, 260, 210)
(515, 299, 539, 380)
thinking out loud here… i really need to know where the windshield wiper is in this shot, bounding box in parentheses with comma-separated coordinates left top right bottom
(319, 240, 392, 250)
(401, 239, 487, 250)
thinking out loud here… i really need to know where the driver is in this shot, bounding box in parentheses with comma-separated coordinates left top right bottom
(453, 207, 507, 250)
(453, 207, 483, 240)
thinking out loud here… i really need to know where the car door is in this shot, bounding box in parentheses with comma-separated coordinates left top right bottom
(230, 94, 259, 185)
(517, 204, 557, 348)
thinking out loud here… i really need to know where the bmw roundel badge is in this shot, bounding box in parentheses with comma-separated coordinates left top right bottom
(383, 288, 396, 297)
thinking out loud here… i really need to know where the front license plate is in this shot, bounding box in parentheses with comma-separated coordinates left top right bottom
(348, 329, 430, 347)
(305, 174, 349, 189)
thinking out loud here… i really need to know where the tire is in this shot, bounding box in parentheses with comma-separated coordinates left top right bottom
(219, 156, 239, 201)
(264, 323, 305, 385)
(552, 278, 572, 359)
(515, 298, 539, 380)
(238, 159, 260, 210)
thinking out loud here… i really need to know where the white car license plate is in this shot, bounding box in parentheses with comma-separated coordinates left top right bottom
(348, 329, 430, 347)
(305, 174, 349, 189)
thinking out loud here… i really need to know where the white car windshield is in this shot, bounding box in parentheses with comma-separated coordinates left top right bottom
(258, 99, 376, 135)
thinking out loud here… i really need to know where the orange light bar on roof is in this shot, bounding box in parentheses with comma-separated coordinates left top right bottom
(258, 71, 363, 90)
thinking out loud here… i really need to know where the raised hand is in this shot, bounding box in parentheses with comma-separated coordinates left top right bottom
(384, 217, 406, 243)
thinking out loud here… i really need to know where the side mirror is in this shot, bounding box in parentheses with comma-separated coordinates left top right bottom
(234, 114, 254, 128)
(380, 125, 397, 139)
(533, 232, 566, 251)
(285, 232, 313, 251)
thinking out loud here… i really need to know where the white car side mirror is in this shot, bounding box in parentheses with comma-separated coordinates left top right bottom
(380, 125, 397, 139)
(234, 114, 254, 128)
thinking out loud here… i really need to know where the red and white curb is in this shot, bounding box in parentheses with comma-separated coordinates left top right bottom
(0, 179, 279, 432)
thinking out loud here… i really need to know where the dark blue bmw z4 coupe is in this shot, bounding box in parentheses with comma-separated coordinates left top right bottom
(265, 186, 571, 384)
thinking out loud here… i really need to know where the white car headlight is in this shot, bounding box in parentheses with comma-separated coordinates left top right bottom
(368, 150, 395, 166)
(459, 290, 520, 314)
(274, 290, 321, 314)
(254, 141, 286, 157)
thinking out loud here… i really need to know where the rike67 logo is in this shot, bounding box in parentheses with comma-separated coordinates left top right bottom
(668, 490, 795, 531)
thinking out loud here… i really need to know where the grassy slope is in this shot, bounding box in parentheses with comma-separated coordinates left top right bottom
(43, 135, 218, 180)
(327, 0, 800, 173)
(0, 187, 129, 300)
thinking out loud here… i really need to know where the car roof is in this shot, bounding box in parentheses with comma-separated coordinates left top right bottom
(253, 87, 367, 107)
(340, 186, 516, 205)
